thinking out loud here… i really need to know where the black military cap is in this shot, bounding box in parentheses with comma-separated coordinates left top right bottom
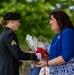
(3, 12, 21, 20)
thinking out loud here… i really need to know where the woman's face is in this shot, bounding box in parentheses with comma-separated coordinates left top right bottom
(49, 15, 60, 33)
(12, 20, 20, 30)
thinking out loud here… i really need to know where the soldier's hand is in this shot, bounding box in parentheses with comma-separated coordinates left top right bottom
(27, 49, 35, 54)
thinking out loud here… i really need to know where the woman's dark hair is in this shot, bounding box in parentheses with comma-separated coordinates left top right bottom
(49, 10, 74, 30)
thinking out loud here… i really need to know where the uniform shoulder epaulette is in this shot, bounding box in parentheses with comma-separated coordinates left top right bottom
(9, 29, 13, 33)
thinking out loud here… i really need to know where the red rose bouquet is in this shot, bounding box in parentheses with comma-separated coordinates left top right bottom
(26, 34, 49, 58)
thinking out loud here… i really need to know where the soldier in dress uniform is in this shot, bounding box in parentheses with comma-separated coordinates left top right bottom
(0, 12, 46, 75)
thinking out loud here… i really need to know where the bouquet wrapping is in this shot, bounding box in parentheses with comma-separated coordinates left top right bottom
(26, 34, 49, 58)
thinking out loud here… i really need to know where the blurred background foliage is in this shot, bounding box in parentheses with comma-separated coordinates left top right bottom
(0, 0, 74, 45)
(0, 0, 74, 74)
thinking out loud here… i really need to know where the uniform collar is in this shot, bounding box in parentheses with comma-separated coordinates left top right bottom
(4, 27, 13, 31)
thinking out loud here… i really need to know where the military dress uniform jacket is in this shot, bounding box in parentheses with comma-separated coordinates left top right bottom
(0, 27, 37, 75)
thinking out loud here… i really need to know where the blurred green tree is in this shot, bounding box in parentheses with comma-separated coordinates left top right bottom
(0, 0, 74, 44)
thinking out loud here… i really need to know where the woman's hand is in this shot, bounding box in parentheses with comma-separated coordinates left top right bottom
(35, 60, 47, 67)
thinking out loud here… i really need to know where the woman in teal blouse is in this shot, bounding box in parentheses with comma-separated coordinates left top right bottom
(36, 10, 74, 75)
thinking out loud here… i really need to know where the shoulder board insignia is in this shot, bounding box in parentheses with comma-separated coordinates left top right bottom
(9, 29, 13, 33)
